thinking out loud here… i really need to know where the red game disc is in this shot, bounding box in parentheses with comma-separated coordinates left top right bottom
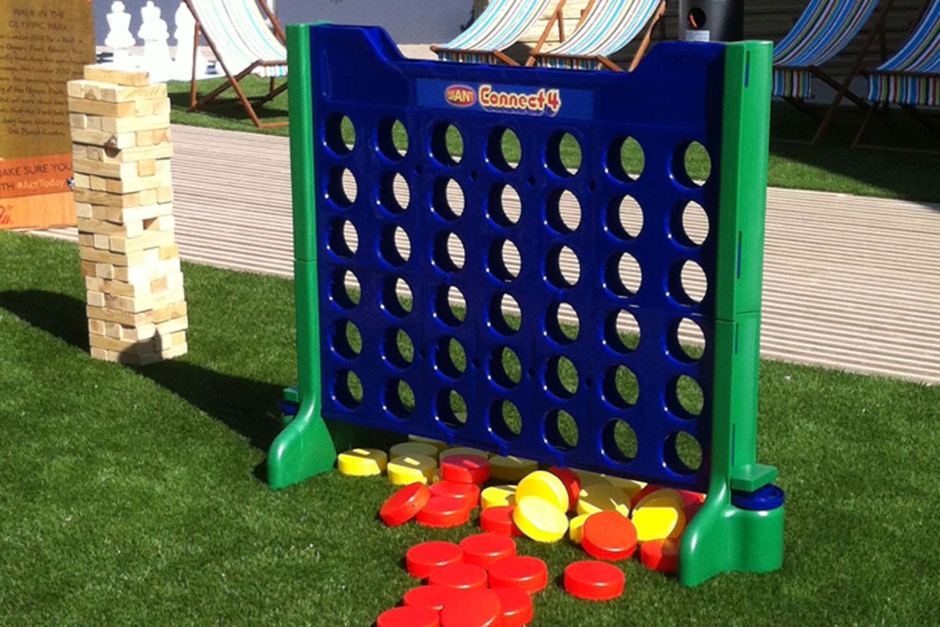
(380, 483, 432, 526)
(416, 495, 471, 528)
(440, 588, 502, 627)
(487, 556, 549, 594)
(639, 539, 679, 574)
(441, 454, 491, 484)
(376, 606, 440, 627)
(458, 533, 516, 567)
(406, 541, 464, 579)
(403, 585, 458, 612)
(548, 466, 581, 512)
(678, 489, 707, 507)
(480, 506, 524, 537)
(428, 563, 489, 591)
(581, 511, 637, 561)
(430, 481, 481, 510)
(564, 561, 625, 601)
(491, 586, 534, 626)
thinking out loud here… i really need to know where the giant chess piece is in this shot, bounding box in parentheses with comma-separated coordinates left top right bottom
(171, 2, 208, 81)
(105, 1, 136, 69)
(138, 1, 173, 83)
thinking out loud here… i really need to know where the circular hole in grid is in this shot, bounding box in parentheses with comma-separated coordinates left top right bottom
(381, 276, 413, 318)
(487, 127, 521, 172)
(547, 131, 581, 177)
(680, 201, 710, 246)
(602, 419, 638, 463)
(604, 309, 640, 353)
(673, 318, 705, 362)
(382, 328, 414, 369)
(334, 369, 363, 409)
(432, 177, 465, 221)
(544, 409, 579, 451)
(546, 189, 581, 234)
(327, 219, 358, 258)
(605, 252, 642, 298)
(607, 194, 643, 240)
(669, 375, 704, 418)
(325, 112, 355, 155)
(675, 140, 712, 188)
(331, 269, 361, 310)
(383, 378, 415, 419)
(436, 388, 468, 428)
(489, 292, 522, 336)
(379, 172, 411, 213)
(545, 244, 580, 289)
(488, 183, 522, 227)
(489, 346, 522, 389)
(331, 319, 362, 360)
(435, 337, 467, 379)
(665, 431, 702, 474)
(379, 225, 411, 267)
(432, 231, 466, 273)
(489, 399, 522, 441)
(434, 284, 467, 327)
(327, 166, 357, 208)
(608, 136, 645, 182)
(545, 301, 579, 345)
(603, 365, 639, 409)
(377, 117, 408, 160)
(432, 123, 464, 166)
(672, 259, 707, 305)
(487, 238, 522, 283)
(545, 355, 578, 399)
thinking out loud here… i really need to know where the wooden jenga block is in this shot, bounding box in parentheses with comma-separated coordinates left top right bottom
(68, 79, 167, 103)
(85, 143, 173, 163)
(70, 127, 138, 149)
(99, 113, 170, 135)
(83, 65, 151, 87)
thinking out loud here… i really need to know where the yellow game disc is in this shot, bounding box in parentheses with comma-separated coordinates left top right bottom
(481, 484, 517, 509)
(605, 477, 646, 501)
(408, 435, 449, 453)
(337, 448, 388, 477)
(632, 504, 687, 542)
(576, 483, 631, 517)
(489, 455, 538, 482)
(568, 513, 591, 544)
(439, 446, 491, 460)
(516, 470, 569, 512)
(512, 496, 568, 543)
(387, 454, 437, 485)
(634, 488, 684, 511)
(572, 469, 611, 487)
(390, 441, 440, 460)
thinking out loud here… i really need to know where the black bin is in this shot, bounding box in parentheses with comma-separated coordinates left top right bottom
(678, 0, 744, 42)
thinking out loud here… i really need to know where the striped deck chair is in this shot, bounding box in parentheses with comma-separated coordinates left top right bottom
(773, 0, 896, 144)
(854, 0, 940, 145)
(529, 0, 667, 71)
(432, 0, 566, 65)
(184, 0, 288, 128)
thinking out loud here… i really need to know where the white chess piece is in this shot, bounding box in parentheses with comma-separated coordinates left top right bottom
(105, 1, 136, 69)
(138, 1, 173, 83)
(171, 2, 208, 81)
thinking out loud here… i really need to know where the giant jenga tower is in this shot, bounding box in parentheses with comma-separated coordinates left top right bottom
(68, 66, 188, 366)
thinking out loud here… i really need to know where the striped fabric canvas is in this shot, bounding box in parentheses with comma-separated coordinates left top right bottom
(536, 0, 662, 70)
(868, 0, 940, 107)
(772, 0, 880, 99)
(191, 0, 287, 78)
(438, 0, 553, 62)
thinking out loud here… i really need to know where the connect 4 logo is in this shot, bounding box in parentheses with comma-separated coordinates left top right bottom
(444, 83, 562, 117)
(445, 85, 477, 107)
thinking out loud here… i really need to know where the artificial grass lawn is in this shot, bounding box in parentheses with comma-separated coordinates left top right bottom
(169, 76, 940, 203)
(2, 232, 940, 625)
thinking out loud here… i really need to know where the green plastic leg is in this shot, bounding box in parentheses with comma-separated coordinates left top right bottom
(680, 484, 785, 586)
(267, 400, 337, 490)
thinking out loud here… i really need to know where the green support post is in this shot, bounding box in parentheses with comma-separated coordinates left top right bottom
(679, 41, 785, 586)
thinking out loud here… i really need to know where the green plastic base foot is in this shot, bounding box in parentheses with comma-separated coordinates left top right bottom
(679, 486, 784, 586)
(267, 402, 337, 490)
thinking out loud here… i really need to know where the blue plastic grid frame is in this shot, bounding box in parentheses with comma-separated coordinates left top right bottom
(307, 26, 728, 492)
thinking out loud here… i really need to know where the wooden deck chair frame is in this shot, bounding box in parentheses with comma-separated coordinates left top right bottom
(184, 0, 289, 129)
(431, 0, 571, 66)
(776, 0, 897, 145)
(525, 0, 667, 72)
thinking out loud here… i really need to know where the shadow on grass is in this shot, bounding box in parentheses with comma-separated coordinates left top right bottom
(168, 81, 289, 125)
(0, 290, 283, 472)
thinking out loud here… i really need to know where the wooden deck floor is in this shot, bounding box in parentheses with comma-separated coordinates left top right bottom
(37, 125, 940, 385)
